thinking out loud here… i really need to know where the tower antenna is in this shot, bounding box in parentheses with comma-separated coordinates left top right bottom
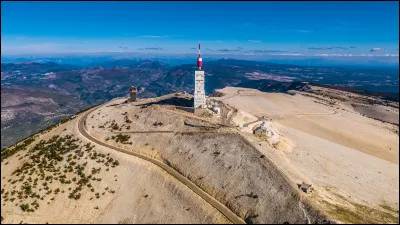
(197, 43, 202, 70)
(198, 43, 201, 57)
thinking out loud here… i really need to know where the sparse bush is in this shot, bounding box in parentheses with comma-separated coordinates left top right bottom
(20, 203, 29, 212)
(124, 115, 132, 123)
(4, 132, 120, 213)
(152, 121, 163, 126)
(111, 123, 119, 130)
(113, 134, 130, 144)
(1, 136, 36, 162)
(112, 160, 120, 167)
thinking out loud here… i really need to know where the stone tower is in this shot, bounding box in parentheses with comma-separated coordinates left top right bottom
(129, 86, 137, 102)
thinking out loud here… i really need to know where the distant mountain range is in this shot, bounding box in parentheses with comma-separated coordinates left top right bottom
(1, 58, 399, 148)
(3, 53, 399, 69)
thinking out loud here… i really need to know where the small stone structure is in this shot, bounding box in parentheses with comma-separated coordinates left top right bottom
(252, 120, 280, 145)
(299, 182, 314, 194)
(129, 86, 137, 102)
(253, 121, 270, 137)
(254, 127, 268, 137)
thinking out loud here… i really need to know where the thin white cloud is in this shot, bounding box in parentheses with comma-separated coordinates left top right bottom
(250, 50, 288, 53)
(216, 48, 241, 52)
(315, 54, 330, 56)
(2, 44, 62, 54)
(273, 53, 304, 56)
(314, 53, 398, 57)
(309, 46, 352, 50)
(384, 54, 399, 57)
(370, 47, 384, 52)
(136, 35, 184, 39)
(240, 23, 253, 27)
(296, 29, 311, 33)
(144, 47, 164, 50)
(248, 40, 262, 43)
(137, 35, 169, 38)
(15, 36, 28, 40)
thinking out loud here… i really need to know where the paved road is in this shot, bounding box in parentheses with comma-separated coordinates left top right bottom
(242, 111, 338, 127)
(77, 103, 246, 224)
(114, 130, 233, 135)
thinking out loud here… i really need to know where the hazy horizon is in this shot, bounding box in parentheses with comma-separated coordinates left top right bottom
(1, 1, 399, 67)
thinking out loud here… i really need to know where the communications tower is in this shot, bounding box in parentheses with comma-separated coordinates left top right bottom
(194, 44, 206, 108)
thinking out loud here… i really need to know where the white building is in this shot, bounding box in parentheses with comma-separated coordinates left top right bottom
(194, 70, 206, 108)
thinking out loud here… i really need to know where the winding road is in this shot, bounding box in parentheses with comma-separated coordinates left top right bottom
(77, 103, 246, 224)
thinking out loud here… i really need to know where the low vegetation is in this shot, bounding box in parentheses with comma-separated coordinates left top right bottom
(124, 115, 132, 124)
(109, 134, 132, 145)
(323, 189, 399, 223)
(1, 134, 120, 213)
(1, 136, 36, 162)
(152, 122, 163, 126)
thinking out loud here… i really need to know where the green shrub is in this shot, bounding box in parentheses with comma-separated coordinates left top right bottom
(20, 203, 29, 212)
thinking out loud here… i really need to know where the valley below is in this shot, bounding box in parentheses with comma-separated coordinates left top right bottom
(1, 59, 398, 150)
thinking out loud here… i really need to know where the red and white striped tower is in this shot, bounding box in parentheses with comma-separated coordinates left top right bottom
(194, 44, 206, 109)
(197, 43, 203, 70)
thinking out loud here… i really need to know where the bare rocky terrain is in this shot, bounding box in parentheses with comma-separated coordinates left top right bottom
(85, 96, 329, 224)
(1, 85, 398, 224)
(212, 85, 399, 223)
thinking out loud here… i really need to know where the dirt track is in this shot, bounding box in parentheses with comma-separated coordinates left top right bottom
(78, 102, 246, 224)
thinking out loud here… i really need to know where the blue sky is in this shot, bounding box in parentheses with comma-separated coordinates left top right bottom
(1, 1, 399, 58)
